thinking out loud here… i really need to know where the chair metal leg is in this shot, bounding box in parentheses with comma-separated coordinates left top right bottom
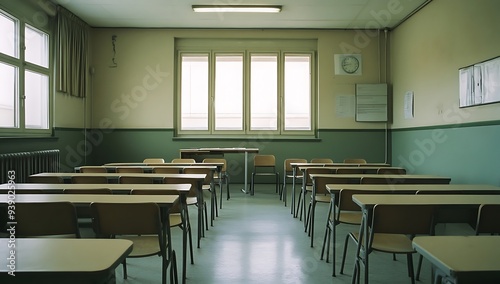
(340, 234, 351, 274)
(416, 254, 423, 281)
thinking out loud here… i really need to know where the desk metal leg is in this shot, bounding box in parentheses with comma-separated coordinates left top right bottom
(291, 167, 296, 215)
(243, 151, 249, 193)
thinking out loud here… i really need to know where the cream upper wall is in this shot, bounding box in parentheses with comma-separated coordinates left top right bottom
(89, 28, 387, 129)
(390, 0, 500, 129)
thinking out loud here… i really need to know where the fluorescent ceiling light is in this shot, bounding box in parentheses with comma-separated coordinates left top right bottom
(192, 5, 282, 13)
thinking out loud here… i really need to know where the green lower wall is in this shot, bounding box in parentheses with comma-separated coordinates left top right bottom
(391, 122, 500, 186)
(0, 128, 387, 183)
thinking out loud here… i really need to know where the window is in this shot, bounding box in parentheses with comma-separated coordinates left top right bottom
(177, 39, 316, 137)
(0, 9, 51, 134)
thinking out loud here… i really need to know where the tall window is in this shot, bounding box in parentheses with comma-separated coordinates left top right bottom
(0, 9, 50, 134)
(177, 44, 315, 136)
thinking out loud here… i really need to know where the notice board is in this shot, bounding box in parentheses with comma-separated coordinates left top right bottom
(459, 56, 500, 107)
(355, 83, 388, 122)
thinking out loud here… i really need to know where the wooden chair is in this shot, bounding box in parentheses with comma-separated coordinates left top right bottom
(131, 189, 194, 265)
(282, 158, 307, 206)
(343, 158, 367, 164)
(203, 158, 230, 207)
(16, 202, 80, 238)
(305, 175, 352, 247)
(116, 167, 144, 173)
(475, 204, 500, 235)
(90, 202, 177, 283)
(171, 158, 196, 163)
(119, 176, 153, 184)
(340, 204, 435, 284)
(143, 158, 165, 163)
(71, 176, 108, 184)
(296, 167, 335, 220)
(63, 188, 112, 228)
(27, 176, 64, 183)
(250, 155, 280, 196)
(310, 158, 333, 163)
(183, 167, 217, 223)
(79, 166, 108, 173)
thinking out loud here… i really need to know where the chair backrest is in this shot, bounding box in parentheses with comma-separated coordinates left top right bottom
(343, 158, 367, 164)
(16, 202, 80, 238)
(28, 176, 64, 184)
(304, 167, 335, 186)
(254, 155, 276, 168)
(183, 167, 213, 185)
(143, 158, 165, 163)
(338, 189, 391, 212)
(153, 167, 181, 174)
(310, 158, 333, 163)
(171, 158, 196, 163)
(63, 188, 112, 194)
(377, 168, 407, 175)
(476, 204, 500, 235)
(91, 202, 162, 237)
(116, 167, 144, 173)
(313, 176, 353, 195)
(371, 204, 435, 236)
(283, 158, 307, 174)
(71, 176, 108, 184)
(119, 176, 154, 184)
(203, 158, 227, 172)
(80, 166, 108, 173)
(336, 168, 365, 174)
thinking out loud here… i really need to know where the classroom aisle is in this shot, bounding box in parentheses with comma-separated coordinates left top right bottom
(90, 184, 437, 284)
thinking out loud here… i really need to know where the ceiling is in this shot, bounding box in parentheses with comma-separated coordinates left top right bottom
(47, 0, 431, 29)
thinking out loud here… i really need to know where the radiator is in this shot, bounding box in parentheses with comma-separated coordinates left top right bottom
(0, 150, 60, 183)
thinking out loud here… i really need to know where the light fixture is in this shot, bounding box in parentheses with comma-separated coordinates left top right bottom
(192, 5, 282, 13)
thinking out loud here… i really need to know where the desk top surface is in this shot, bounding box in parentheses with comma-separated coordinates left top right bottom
(291, 162, 390, 167)
(326, 183, 500, 192)
(413, 236, 500, 275)
(310, 173, 450, 179)
(0, 183, 192, 192)
(30, 172, 206, 179)
(0, 238, 132, 273)
(353, 194, 500, 207)
(0, 193, 179, 204)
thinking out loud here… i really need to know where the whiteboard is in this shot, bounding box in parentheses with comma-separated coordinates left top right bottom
(355, 83, 388, 122)
(459, 56, 500, 107)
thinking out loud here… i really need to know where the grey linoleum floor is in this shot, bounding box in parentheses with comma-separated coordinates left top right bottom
(81, 184, 475, 284)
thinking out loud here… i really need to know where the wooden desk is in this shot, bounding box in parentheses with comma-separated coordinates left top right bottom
(289, 163, 391, 217)
(0, 182, 192, 194)
(323, 184, 500, 276)
(413, 236, 500, 284)
(352, 194, 500, 284)
(30, 172, 207, 248)
(301, 173, 451, 225)
(0, 193, 179, 284)
(0, 238, 132, 284)
(180, 147, 259, 193)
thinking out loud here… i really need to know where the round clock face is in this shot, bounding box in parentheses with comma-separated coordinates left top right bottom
(342, 55, 360, 74)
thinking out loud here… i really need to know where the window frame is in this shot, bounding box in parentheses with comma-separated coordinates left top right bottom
(0, 7, 52, 136)
(176, 41, 316, 138)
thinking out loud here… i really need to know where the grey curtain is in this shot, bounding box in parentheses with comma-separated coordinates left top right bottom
(55, 6, 90, 98)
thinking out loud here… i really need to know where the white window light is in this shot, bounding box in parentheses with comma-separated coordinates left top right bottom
(192, 5, 282, 13)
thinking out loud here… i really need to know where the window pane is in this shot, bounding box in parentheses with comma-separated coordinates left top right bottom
(25, 70, 49, 129)
(0, 11, 17, 58)
(214, 54, 243, 130)
(250, 54, 277, 130)
(25, 25, 49, 68)
(180, 55, 209, 130)
(0, 62, 17, 127)
(284, 55, 311, 130)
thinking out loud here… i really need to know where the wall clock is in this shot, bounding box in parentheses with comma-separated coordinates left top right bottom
(334, 54, 362, 75)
